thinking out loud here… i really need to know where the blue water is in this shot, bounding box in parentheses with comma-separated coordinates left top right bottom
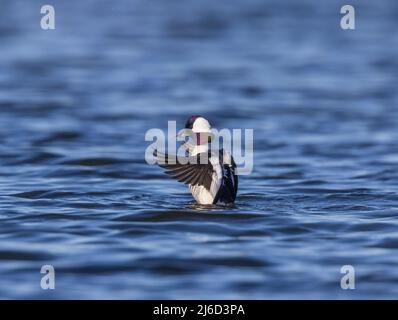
(1, 0, 398, 299)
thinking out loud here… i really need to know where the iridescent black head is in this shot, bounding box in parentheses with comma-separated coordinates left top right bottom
(185, 115, 201, 129)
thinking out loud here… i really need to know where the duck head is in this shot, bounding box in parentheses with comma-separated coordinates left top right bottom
(178, 115, 213, 145)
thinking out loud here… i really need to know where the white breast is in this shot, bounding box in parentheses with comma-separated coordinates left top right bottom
(189, 184, 215, 205)
(188, 153, 222, 205)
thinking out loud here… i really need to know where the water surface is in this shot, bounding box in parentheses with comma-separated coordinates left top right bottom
(0, 0, 398, 299)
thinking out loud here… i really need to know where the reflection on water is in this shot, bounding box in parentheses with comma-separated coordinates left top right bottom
(0, 0, 398, 299)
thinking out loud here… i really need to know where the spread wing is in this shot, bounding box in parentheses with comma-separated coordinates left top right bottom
(153, 150, 214, 190)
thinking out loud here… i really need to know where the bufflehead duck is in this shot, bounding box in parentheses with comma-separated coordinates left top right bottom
(154, 115, 238, 205)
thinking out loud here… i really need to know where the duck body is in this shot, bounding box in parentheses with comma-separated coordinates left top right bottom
(154, 115, 238, 205)
(188, 149, 238, 205)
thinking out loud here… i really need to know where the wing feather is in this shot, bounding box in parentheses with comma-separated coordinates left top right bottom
(154, 150, 214, 190)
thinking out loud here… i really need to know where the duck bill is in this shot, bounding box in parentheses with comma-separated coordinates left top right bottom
(176, 128, 192, 139)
